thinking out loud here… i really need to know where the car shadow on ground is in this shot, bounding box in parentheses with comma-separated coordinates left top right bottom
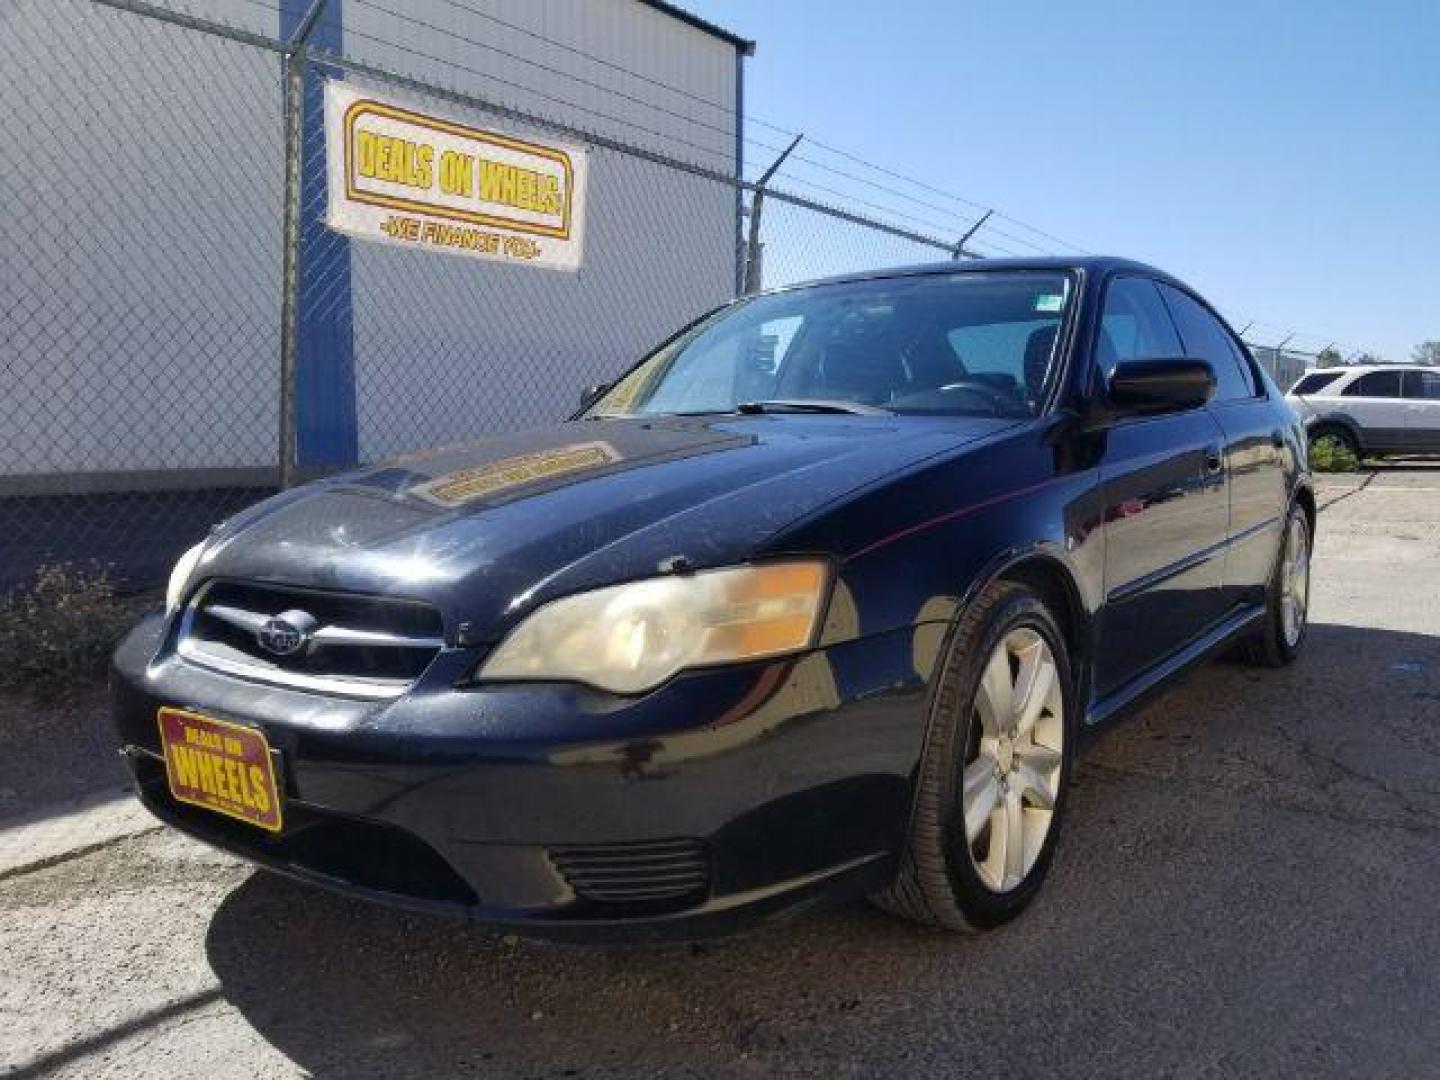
(200, 620, 1440, 1078)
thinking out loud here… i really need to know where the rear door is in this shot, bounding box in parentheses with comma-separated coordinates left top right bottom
(1402, 369, 1440, 451)
(1156, 283, 1287, 613)
(1093, 276, 1230, 697)
(1342, 370, 1409, 451)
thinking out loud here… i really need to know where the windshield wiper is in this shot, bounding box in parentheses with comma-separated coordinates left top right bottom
(735, 399, 891, 416)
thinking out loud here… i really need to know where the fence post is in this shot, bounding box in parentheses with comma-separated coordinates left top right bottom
(279, 0, 329, 489)
(743, 134, 802, 295)
(951, 209, 991, 260)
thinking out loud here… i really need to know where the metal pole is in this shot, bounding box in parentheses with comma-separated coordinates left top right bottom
(952, 209, 992, 260)
(744, 134, 802, 295)
(733, 49, 747, 297)
(278, 0, 330, 489)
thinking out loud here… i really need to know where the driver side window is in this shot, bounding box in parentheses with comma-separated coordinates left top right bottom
(1097, 277, 1183, 380)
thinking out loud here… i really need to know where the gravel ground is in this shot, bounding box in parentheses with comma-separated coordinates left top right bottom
(2, 467, 1437, 1079)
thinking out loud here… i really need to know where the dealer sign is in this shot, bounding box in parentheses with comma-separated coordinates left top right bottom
(324, 80, 588, 270)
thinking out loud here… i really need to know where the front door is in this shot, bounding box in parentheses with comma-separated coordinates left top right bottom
(1091, 276, 1232, 698)
(1096, 412, 1230, 697)
(1156, 282, 1287, 612)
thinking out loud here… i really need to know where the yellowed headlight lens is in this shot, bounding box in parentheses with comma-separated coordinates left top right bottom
(479, 561, 829, 694)
(695, 561, 827, 660)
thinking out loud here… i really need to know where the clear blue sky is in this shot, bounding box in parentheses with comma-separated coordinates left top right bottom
(689, 0, 1439, 360)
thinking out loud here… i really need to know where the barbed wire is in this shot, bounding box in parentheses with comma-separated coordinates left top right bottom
(90, 0, 1378, 358)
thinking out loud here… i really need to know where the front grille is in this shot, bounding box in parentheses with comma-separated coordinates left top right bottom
(549, 838, 710, 907)
(177, 580, 444, 698)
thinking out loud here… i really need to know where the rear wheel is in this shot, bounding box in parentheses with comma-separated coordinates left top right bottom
(1309, 425, 1359, 460)
(1243, 503, 1312, 667)
(875, 582, 1074, 931)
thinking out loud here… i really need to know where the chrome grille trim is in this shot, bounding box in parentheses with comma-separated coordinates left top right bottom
(174, 581, 445, 700)
(174, 637, 410, 699)
(205, 602, 444, 651)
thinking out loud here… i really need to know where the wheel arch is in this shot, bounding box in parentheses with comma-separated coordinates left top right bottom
(938, 546, 1094, 719)
(1308, 412, 1365, 451)
(1293, 482, 1317, 536)
(991, 553, 1089, 686)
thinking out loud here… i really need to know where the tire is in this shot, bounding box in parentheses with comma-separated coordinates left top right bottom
(1242, 502, 1312, 667)
(874, 581, 1075, 931)
(1309, 425, 1359, 460)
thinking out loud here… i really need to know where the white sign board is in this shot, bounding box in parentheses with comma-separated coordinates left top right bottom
(324, 81, 588, 270)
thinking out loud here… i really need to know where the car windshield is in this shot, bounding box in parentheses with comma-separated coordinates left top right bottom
(589, 271, 1074, 420)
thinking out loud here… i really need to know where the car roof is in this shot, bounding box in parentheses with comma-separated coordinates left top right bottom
(1298, 364, 1416, 378)
(779, 255, 1188, 293)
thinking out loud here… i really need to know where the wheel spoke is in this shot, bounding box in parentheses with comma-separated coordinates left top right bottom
(962, 757, 1001, 842)
(1001, 790, 1025, 889)
(1014, 741, 1061, 776)
(1021, 805, 1050, 876)
(1013, 649, 1056, 740)
(976, 646, 1013, 735)
(1012, 762, 1056, 810)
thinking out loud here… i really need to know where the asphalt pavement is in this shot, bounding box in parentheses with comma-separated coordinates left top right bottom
(2, 467, 1437, 1079)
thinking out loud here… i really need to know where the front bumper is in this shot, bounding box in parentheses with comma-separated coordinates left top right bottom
(112, 614, 931, 939)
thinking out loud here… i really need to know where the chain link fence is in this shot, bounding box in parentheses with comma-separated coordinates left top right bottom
(1244, 346, 1312, 392)
(1, 0, 287, 592)
(0, 0, 960, 596)
(0, 0, 1315, 598)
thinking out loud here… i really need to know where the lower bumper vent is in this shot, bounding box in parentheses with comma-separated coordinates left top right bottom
(549, 838, 710, 906)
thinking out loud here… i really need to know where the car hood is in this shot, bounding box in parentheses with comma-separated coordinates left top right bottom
(194, 414, 1011, 639)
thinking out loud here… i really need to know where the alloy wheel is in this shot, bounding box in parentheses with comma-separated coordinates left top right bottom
(961, 627, 1065, 893)
(1281, 515, 1311, 647)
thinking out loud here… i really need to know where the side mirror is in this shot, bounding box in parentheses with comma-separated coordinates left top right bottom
(578, 382, 611, 411)
(1107, 358, 1215, 416)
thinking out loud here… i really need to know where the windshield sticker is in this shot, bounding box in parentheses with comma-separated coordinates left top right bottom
(411, 441, 620, 506)
(1034, 294, 1065, 313)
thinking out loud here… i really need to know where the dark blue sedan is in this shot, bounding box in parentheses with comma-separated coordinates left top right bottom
(112, 257, 1314, 938)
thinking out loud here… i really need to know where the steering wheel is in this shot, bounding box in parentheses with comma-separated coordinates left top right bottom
(934, 379, 1017, 412)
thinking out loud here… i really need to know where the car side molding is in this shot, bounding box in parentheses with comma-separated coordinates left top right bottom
(1085, 604, 1266, 731)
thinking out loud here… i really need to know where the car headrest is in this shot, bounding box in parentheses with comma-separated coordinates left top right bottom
(817, 343, 910, 405)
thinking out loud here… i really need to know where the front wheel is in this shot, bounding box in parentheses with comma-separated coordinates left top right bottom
(1243, 503, 1312, 667)
(875, 581, 1074, 931)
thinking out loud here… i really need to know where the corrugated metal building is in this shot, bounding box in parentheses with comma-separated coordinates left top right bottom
(0, 0, 751, 488)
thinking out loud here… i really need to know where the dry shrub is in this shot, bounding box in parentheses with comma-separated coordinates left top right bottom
(0, 563, 142, 693)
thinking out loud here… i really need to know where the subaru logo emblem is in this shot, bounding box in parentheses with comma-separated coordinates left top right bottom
(256, 610, 317, 657)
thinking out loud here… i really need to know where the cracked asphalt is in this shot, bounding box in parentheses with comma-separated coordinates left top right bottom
(2, 468, 1438, 1079)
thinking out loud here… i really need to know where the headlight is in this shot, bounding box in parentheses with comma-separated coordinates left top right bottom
(165, 542, 206, 615)
(478, 561, 830, 694)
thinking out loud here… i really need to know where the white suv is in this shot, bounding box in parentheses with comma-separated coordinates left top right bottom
(1287, 364, 1440, 458)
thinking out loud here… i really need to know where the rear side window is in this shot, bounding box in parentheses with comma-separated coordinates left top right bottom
(1404, 370, 1440, 400)
(1290, 371, 1343, 395)
(1345, 371, 1403, 398)
(1096, 277, 1182, 379)
(1156, 283, 1256, 402)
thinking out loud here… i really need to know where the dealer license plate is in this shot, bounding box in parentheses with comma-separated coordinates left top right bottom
(157, 707, 283, 832)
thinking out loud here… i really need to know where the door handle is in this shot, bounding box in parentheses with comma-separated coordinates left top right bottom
(1270, 429, 1285, 449)
(1203, 445, 1223, 475)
